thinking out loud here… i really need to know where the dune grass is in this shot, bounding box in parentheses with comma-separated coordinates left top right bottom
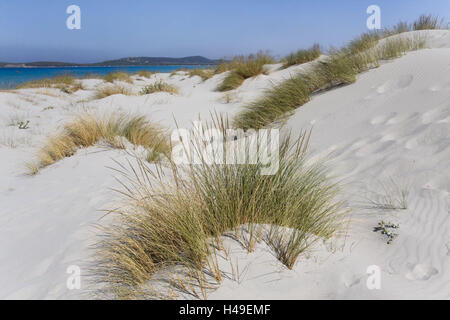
(95, 84, 133, 99)
(91, 117, 345, 299)
(104, 72, 133, 84)
(16, 75, 83, 93)
(134, 70, 152, 78)
(233, 31, 427, 130)
(413, 14, 447, 30)
(188, 68, 215, 81)
(140, 81, 178, 95)
(217, 52, 275, 92)
(28, 113, 170, 174)
(282, 44, 321, 68)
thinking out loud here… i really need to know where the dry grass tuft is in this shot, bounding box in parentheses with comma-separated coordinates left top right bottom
(188, 69, 215, 81)
(29, 113, 170, 174)
(17, 75, 84, 94)
(413, 14, 447, 30)
(134, 70, 152, 78)
(104, 72, 133, 84)
(217, 52, 274, 92)
(282, 44, 321, 68)
(140, 81, 178, 95)
(91, 116, 345, 299)
(95, 84, 133, 99)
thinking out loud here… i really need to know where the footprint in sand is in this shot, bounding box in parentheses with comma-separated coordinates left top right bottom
(422, 107, 450, 124)
(375, 75, 413, 94)
(405, 264, 438, 281)
(370, 112, 397, 125)
(397, 74, 414, 89)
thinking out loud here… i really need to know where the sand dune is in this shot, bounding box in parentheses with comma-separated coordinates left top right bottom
(0, 30, 449, 299)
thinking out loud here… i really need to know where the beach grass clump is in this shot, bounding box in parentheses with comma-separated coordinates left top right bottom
(413, 14, 446, 30)
(104, 72, 133, 84)
(188, 68, 215, 81)
(29, 113, 169, 174)
(282, 44, 321, 68)
(377, 36, 426, 60)
(95, 84, 133, 99)
(214, 61, 233, 74)
(140, 81, 178, 95)
(346, 32, 381, 54)
(16, 75, 83, 93)
(233, 75, 311, 130)
(384, 21, 411, 36)
(217, 52, 275, 91)
(91, 118, 345, 299)
(134, 70, 152, 78)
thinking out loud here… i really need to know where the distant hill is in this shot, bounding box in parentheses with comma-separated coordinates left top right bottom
(0, 56, 221, 67)
(93, 56, 220, 66)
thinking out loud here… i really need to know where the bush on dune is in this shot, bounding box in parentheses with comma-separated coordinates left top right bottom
(28, 113, 170, 174)
(91, 117, 345, 299)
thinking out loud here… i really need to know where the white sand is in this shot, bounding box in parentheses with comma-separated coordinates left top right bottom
(0, 30, 449, 299)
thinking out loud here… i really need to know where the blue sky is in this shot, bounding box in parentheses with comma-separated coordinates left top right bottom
(0, 0, 448, 63)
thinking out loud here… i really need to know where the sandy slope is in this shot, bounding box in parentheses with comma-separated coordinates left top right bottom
(0, 30, 449, 299)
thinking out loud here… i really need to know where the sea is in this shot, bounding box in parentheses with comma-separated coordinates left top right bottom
(0, 65, 212, 89)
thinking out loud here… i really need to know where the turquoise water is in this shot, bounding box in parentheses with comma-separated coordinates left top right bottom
(0, 65, 212, 89)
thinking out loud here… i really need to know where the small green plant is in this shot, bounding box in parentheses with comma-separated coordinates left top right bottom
(374, 221, 399, 244)
(18, 120, 30, 129)
(140, 81, 178, 95)
(365, 178, 409, 210)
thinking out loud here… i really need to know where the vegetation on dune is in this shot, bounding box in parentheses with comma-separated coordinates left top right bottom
(134, 70, 152, 78)
(234, 23, 429, 130)
(382, 14, 448, 35)
(217, 52, 275, 92)
(187, 68, 215, 81)
(16, 75, 84, 93)
(103, 72, 133, 84)
(140, 80, 178, 95)
(282, 44, 321, 68)
(413, 14, 447, 30)
(28, 113, 170, 174)
(95, 84, 133, 99)
(91, 116, 345, 299)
